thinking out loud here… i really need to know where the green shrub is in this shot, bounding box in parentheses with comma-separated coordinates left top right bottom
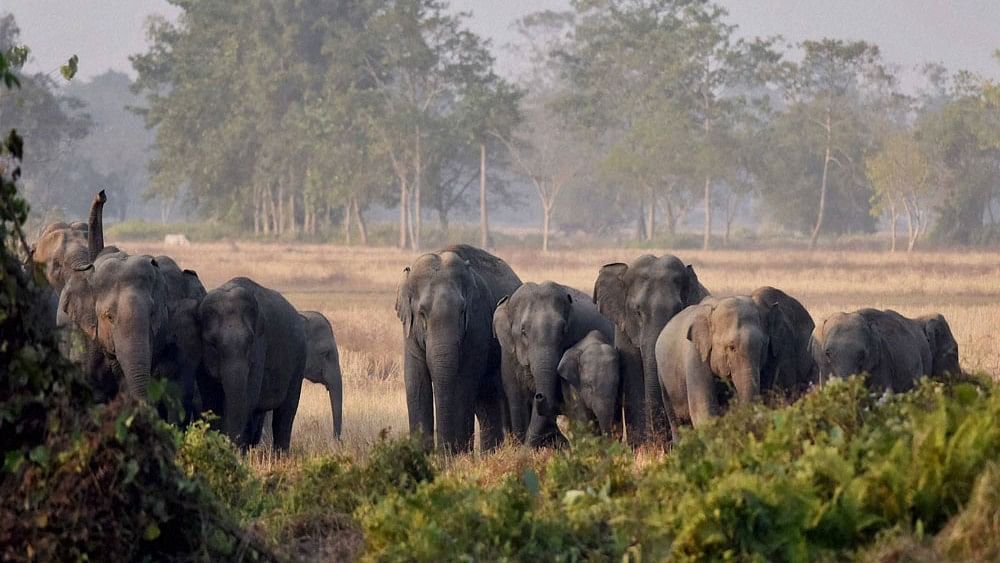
(176, 420, 265, 521)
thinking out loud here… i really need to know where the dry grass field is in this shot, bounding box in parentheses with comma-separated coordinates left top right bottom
(120, 241, 1000, 462)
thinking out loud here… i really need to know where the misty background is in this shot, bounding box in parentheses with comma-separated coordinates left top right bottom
(2, 0, 999, 250)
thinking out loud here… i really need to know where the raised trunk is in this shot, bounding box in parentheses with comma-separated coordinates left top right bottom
(479, 142, 489, 248)
(809, 107, 833, 250)
(87, 189, 106, 261)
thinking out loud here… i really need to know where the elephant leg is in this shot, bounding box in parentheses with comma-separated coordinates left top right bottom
(272, 376, 303, 451)
(501, 360, 531, 443)
(616, 330, 646, 448)
(403, 346, 434, 450)
(474, 375, 505, 453)
(245, 411, 267, 447)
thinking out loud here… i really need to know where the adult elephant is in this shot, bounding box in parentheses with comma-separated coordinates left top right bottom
(59, 250, 171, 401)
(82, 191, 208, 419)
(30, 190, 105, 291)
(302, 311, 343, 439)
(918, 313, 961, 378)
(751, 286, 817, 397)
(395, 244, 520, 453)
(655, 291, 809, 429)
(594, 255, 710, 445)
(811, 308, 932, 392)
(199, 277, 306, 450)
(493, 281, 613, 446)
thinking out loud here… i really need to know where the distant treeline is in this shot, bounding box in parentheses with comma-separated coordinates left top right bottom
(3, 2, 1000, 250)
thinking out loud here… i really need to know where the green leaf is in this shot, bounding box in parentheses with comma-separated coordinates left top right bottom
(60, 54, 79, 81)
(143, 522, 161, 541)
(29, 445, 50, 468)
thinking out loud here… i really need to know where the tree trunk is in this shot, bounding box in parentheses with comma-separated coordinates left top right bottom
(702, 176, 712, 250)
(646, 192, 656, 241)
(636, 201, 647, 242)
(253, 184, 261, 236)
(542, 201, 552, 253)
(889, 199, 897, 252)
(354, 199, 369, 245)
(277, 183, 285, 236)
(479, 142, 489, 249)
(344, 202, 352, 246)
(665, 196, 678, 236)
(809, 107, 832, 250)
(398, 178, 409, 249)
(413, 126, 422, 251)
(902, 198, 918, 252)
(288, 192, 297, 238)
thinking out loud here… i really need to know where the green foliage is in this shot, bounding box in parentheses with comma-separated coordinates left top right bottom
(176, 420, 265, 521)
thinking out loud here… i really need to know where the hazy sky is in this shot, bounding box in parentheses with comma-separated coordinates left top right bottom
(6, 0, 999, 91)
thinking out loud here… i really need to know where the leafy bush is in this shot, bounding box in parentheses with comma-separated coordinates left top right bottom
(176, 420, 265, 521)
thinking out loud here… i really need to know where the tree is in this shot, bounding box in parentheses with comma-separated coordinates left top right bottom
(782, 39, 893, 249)
(0, 13, 91, 221)
(866, 132, 932, 251)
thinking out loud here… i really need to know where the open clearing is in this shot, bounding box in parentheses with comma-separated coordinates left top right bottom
(121, 241, 1000, 460)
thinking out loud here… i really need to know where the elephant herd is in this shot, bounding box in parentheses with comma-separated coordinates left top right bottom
(396, 247, 963, 452)
(30, 192, 343, 450)
(29, 193, 961, 455)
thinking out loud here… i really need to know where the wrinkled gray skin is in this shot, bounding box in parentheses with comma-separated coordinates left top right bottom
(556, 330, 622, 437)
(918, 313, 961, 378)
(594, 255, 709, 445)
(493, 281, 614, 446)
(302, 311, 343, 439)
(396, 245, 520, 453)
(656, 292, 807, 428)
(751, 286, 817, 397)
(525, 393, 568, 449)
(199, 277, 306, 450)
(811, 309, 932, 392)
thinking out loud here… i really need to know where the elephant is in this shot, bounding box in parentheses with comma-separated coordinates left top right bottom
(524, 393, 568, 449)
(556, 330, 622, 437)
(396, 244, 520, 453)
(59, 249, 172, 401)
(918, 313, 961, 378)
(30, 189, 104, 292)
(655, 292, 806, 428)
(74, 191, 208, 419)
(493, 281, 614, 445)
(751, 286, 817, 397)
(594, 255, 710, 445)
(811, 308, 933, 392)
(301, 311, 344, 439)
(199, 277, 307, 450)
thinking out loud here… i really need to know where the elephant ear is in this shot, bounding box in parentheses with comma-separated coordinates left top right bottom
(761, 299, 796, 360)
(395, 267, 414, 337)
(557, 345, 583, 388)
(594, 262, 630, 332)
(682, 264, 710, 305)
(493, 296, 515, 353)
(61, 268, 97, 340)
(686, 307, 713, 364)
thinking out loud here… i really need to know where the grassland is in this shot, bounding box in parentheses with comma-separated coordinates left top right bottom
(117, 241, 1000, 462)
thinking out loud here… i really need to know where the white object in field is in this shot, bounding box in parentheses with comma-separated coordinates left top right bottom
(164, 233, 191, 246)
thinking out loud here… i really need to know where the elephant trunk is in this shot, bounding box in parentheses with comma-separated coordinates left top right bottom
(641, 329, 670, 441)
(524, 347, 566, 447)
(426, 338, 472, 453)
(326, 355, 343, 440)
(88, 189, 106, 261)
(220, 362, 251, 446)
(113, 303, 152, 400)
(526, 393, 567, 448)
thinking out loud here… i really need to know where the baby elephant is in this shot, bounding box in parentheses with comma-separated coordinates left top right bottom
(301, 311, 344, 439)
(811, 308, 958, 392)
(556, 331, 622, 437)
